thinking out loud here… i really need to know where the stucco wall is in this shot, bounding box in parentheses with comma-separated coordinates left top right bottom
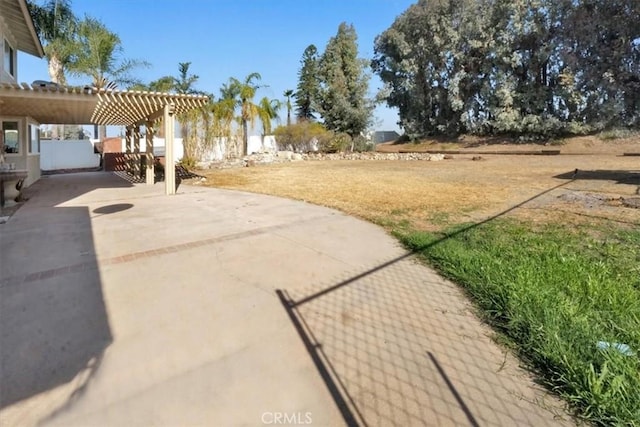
(25, 155, 40, 186)
(0, 20, 19, 84)
(200, 135, 277, 161)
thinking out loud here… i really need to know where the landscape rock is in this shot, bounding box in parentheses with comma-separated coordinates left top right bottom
(304, 152, 448, 161)
(277, 151, 293, 161)
(622, 197, 640, 209)
(203, 151, 455, 169)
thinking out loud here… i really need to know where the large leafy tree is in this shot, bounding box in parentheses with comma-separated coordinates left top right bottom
(373, 0, 640, 138)
(562, 0, 640, 128)
(373, 0, 494, 136)
(295, 44, 320, 121)
(317, 23, 373, 138)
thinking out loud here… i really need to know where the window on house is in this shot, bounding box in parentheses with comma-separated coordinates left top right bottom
(3, 122, 19, 154)
(3, 39, 15, 77)
(29, 124, 40, 154)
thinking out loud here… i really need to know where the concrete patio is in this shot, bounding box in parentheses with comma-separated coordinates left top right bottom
(0, 172, 571, 426)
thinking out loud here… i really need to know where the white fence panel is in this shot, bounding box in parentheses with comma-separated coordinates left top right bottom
(119, 137, 184, 161)
(40, 139, 100, 170)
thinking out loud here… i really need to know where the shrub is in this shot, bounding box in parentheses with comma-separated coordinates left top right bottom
(319, 132, 351, 153)
(395, 133, 411, 143)
(274, 122, 331, 152)
(353, 135, 375, 152)
(178, 156, 197, 169)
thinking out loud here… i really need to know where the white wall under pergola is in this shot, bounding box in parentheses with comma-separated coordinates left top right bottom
(0, 82, 208, 194)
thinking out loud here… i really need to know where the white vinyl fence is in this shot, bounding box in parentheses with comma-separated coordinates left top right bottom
(40, 139, 100, 170)
(117, 137, 185, 160)
(41, 135, 278, 171)
(117, 135, 276, 162)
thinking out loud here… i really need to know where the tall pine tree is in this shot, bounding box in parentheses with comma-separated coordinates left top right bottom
(317, 23, 373, 138)
(295, 45, 320, 121)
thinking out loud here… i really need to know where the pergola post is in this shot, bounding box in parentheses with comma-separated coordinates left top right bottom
(125, 126, 132, 175)
(133, 125, 141, 179)
(145, 120, 155, 185)
(164, 104, 176, 195)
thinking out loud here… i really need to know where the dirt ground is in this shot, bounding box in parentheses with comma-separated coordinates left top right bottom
(377, 134, 640, 155)
(195, 150, 640, 232)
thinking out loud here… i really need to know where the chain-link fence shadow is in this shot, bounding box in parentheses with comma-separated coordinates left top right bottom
(278, 256, 569, 426)
(276, 180, 579, 426)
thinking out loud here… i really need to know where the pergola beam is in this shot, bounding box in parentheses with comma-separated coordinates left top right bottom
(145, 120, 155, 185)
(163, 104, 176, 195)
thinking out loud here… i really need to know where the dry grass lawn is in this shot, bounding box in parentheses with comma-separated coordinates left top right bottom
(195, 153, 639, 231)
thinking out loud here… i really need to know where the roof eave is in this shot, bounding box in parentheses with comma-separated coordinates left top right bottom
(17, 0, 45, 58)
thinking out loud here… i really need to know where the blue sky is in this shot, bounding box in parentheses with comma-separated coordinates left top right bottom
(20, 0, 415, 136)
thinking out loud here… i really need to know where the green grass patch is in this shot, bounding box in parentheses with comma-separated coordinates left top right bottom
(395, 220, 640, 425)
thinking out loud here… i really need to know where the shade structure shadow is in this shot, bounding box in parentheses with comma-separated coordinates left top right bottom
(0, 173, 125, 416)
(554, 169, 640, 186)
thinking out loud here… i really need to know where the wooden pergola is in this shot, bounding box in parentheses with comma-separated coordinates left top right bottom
(0, 82, 209, 194)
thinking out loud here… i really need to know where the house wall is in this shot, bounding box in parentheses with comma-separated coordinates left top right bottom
(0, 18, 19, 84)
(2, 16, 41, 188)
(1, 116, 41, 186)
(25, 154, 40, 186)
(40, 139, 100, 171)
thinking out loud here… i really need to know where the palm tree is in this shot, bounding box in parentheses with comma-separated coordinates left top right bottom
(283, 89, 294, 126)
(171, 62, 202, 159)
(129, 76, 174, 93)
(28, 0, 78, 138)
(209, 96, 237, 158)
(70, 17, 148, 89)
(222, 73, 264, 156)
(258, 97, 281, 150)
(27, 0, 77, 84)
(172, 62, 200, 94)
(69, 16, 149, 139)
